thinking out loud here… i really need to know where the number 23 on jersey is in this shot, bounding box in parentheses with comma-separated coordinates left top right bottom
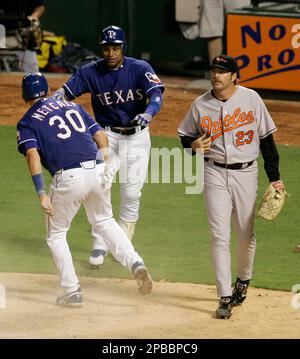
(235, 130, 254, 146)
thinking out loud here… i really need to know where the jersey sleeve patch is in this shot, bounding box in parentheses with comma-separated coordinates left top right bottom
(145, 72, 161, 84)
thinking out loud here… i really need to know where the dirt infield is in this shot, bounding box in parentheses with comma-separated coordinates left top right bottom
(0, 73, 300, 339)
(0, 272, 299, 339)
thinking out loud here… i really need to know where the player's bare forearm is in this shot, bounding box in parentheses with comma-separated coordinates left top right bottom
(29, 5, 45, 20)
(26, 148, 43, 175)
(93, 129, 109, 161)
(26, 148, 54, 216)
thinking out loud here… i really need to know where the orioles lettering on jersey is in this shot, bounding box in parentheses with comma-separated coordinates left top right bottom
(201, 108, 254, 141)
(96, 88, 144, 106)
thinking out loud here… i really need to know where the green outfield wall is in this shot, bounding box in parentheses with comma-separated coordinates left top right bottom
(42, 0, 207, 65)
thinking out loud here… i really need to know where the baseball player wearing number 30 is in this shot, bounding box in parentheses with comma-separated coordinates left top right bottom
(17, 73, 153, 307)
(178, 55, 284, 319)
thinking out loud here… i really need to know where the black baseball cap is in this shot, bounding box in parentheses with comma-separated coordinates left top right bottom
(208, 55, 237, 73)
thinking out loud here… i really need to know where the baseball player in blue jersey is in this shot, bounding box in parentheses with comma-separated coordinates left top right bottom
(17, 72, 153, 307)
(54, 25, 164, 267)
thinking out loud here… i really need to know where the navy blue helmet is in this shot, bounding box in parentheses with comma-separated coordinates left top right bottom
(99, 25, 127, 54)
(22, 72, 48, 102)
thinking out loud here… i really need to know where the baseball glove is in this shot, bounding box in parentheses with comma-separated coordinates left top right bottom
(29, 18, 43, 49)
(258, 180, 286, 221)
(22, 18, 43, 51)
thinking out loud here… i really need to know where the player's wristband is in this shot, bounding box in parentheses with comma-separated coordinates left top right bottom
(32, 173, 46, 196)
(145, 90, 163, 117)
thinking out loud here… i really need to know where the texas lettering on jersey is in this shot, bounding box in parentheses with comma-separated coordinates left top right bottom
(96, 88, 144, 106)
(201, 107, 254, 141)
(63, 57, 164, 127)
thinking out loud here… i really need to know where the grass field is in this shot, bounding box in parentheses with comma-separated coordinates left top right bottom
(1, 126, 299, 291)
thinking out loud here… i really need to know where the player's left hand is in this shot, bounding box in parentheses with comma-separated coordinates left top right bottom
(130, 113, 152, 127)
(39, 194, 54, 216)
(271, 180, 285, 193)
(258, 180, 286, 220)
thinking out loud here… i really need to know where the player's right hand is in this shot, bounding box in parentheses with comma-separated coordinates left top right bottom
(191, 134, 211, 153)
(103, 164, 115, 183)
(39, 194, 54, 216)
(52, 90, 65, 101)
(130, 113, 152, 127)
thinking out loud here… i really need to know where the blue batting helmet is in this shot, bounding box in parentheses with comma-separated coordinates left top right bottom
(99, 25, 127, 53)
(22, 72, 48, 102)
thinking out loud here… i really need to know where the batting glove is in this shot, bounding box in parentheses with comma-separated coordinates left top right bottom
(52, 90, 65, 101)
(130, 113, 152, 127)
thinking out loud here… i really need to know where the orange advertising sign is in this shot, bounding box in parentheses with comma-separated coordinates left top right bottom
(227, 14, 300, 91)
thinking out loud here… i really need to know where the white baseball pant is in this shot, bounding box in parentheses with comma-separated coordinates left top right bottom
(92, 127, 151, 251)
(18, 50, 39, 72)
(46, 160, 144, 293)
(203, 161, 257, 297)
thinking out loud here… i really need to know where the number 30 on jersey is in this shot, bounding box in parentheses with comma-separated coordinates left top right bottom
(49, 109, 86, 139)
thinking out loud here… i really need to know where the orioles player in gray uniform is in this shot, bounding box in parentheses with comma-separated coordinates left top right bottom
(178, 55, 285, 319)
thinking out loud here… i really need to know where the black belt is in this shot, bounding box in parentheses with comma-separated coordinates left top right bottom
(60, 160, 103, 171)
(204, 157, 254, 170)
(107, 126, 146, 135)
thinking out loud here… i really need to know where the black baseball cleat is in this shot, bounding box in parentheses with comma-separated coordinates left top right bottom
(231, 278, 250, 307)
(216, 296, 233, 319)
